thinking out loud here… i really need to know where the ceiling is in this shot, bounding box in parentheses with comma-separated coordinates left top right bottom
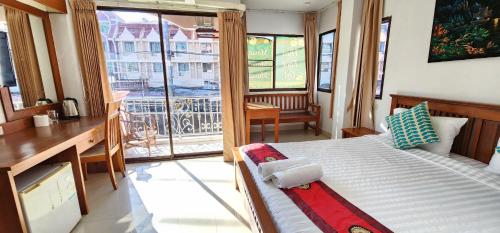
(242, 0, 336, 12)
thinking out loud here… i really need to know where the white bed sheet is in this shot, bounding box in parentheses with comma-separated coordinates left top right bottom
(240, 135, 500, 233)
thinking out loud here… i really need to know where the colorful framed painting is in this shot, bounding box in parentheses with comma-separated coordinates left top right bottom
(429, 0, 500, 62)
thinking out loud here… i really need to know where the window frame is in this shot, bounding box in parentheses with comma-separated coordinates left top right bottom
(316, 29, 336, 93)
(247, 33, 307, 92)
(375, 16, 392, 100)
(123, 41, 135, 53)
(149, 41, 161, 53)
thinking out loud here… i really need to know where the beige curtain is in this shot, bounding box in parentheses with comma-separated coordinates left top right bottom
(218, 11, 247, 161)
(329, 0, 342, 118)
(5, 7, 45, 107)
(348, 0, 383, 129)
(304, 12, 318, 104)
(71, 0, 112, 117)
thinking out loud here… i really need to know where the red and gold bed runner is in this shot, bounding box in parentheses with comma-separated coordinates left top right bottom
(243, 143, 393, 233)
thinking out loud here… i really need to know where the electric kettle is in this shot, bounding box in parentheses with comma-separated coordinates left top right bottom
(62, 98, 80, 119)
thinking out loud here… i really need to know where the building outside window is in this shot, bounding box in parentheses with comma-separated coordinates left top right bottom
(200, 42, 212, 53)
(176, 42, 187, 53)
(202, 63, 212, 72)
(178, 63, 189, 76)
(150, 42, 161, 53)
(153, 62, 163, 73)
(127, 62, 139, 72)
(123, 41, 135, 53)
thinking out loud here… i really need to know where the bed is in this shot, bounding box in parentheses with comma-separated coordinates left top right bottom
(233, 94, 500, 233)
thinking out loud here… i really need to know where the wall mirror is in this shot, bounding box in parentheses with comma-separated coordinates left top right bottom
(0, 2, 63, 123)
(0, 5, 59, 111)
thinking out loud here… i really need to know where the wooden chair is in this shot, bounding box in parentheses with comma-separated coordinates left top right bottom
(81, 101, 126, 190)
(120, 109, 158, 156)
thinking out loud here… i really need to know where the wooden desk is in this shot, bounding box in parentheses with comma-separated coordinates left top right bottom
(0, 117, 105, 233)
(245, 102, 280, 144)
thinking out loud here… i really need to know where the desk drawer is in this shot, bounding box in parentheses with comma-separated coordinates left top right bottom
(76, 126, 104, 154)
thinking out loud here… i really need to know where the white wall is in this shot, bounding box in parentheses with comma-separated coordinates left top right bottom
(316, 4, 337, 135)
(374, 0, 500, 132)
(246, 10, 303, 35)
(330, 0, 364, 138)
(49, 1, 88, 116)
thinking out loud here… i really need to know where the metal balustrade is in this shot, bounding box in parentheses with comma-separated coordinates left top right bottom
(122, 96, 223, 139)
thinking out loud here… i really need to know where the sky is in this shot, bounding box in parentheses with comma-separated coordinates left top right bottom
(115, 11, 158, 23)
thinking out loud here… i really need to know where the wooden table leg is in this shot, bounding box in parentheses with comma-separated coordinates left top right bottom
(274, 114, 279, 143)
(245, 113, 251, 144)
(55, 146, 89, 215)
(0, 170, 27, 233)
(261, 120, 265, 142)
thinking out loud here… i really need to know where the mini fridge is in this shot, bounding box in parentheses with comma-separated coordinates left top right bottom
(15, 162, 82, 233)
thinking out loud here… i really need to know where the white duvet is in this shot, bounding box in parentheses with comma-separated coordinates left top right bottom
(240, 135, 500, 233)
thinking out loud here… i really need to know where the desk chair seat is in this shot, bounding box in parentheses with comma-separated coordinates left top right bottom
(81, 142, 105, 158)
(80, 101, 126, 190)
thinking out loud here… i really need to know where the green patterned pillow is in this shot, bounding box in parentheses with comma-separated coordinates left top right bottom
(386, 102, 440, 149)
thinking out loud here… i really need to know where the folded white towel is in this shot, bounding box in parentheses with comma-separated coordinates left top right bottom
(258, 157, 310, 181)
(271, 164, 323, 189)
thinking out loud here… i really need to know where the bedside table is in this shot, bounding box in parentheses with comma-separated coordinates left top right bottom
(342, 127, 380, 138)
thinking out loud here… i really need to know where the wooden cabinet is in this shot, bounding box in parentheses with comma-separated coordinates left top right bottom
(341, 127, 380, 138)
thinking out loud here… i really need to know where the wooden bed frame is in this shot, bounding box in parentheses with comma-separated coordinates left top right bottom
(233, 94, 500, 233)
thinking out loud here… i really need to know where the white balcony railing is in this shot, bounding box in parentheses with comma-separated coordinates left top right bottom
(122, 96, 223, 139)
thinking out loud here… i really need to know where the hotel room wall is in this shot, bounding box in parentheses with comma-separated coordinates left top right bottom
(246, 10, 304, 35)
(329, 0, 364, 138)
(375, 0, 500, 132)
(49, 1, 88, 116)
(317, 4, 338, 135)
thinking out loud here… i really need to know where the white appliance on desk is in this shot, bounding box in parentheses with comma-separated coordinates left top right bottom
(15, 162, 81, 233)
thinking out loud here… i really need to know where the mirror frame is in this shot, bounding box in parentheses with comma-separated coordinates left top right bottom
(0, 0, 64, 122)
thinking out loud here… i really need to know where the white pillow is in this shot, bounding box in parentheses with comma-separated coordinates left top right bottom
(393, 108, 408, 114)
(485, 139, 500, 174)
(418, 117, 468, 156)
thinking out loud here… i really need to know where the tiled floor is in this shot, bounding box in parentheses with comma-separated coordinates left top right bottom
(125, 136, 223, 158)
(72, 129, 329, 233)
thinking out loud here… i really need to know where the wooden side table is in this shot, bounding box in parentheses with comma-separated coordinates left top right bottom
(245, 102, 280, 144)
(341, 127, 380, 138)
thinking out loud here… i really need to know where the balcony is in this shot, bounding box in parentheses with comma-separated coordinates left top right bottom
(121, 96, 223, 158)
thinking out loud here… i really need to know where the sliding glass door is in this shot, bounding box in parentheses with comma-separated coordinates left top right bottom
(161, 15, 222, 156)
(97, 9, 222, 160)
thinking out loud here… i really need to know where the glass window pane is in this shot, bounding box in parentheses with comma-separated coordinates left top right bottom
(318, 31, 335, 91)
(376, 19, 391, 98)
(275, 36, 306, 89)
(248, 60, 273, 89)
(98, 10, 170, 158)
(247, 35, 274, 89)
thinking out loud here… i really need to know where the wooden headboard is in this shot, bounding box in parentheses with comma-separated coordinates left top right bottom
(390, 94, 500, 163)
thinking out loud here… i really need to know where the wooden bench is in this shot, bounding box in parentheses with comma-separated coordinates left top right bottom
(244, 93, 321, 136)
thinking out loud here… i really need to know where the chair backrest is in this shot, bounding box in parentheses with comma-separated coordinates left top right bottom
(244, 93, 309, 112)
(105, 100, 122, 156)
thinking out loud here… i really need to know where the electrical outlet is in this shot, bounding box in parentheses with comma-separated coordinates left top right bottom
(0, 125, 4, 136)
